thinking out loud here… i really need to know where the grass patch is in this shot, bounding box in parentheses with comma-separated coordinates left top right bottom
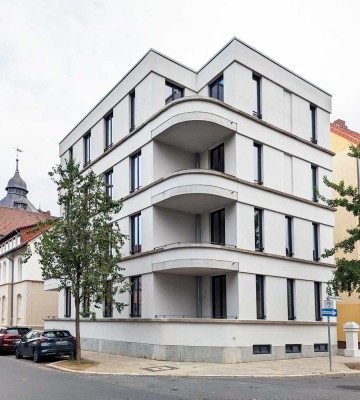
(56, 358, 99, 371)
(345, 363, 360, 370)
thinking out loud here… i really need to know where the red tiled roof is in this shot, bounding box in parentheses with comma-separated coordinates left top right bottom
(330, 119, 360, 145)
(0, 206, 52, 237)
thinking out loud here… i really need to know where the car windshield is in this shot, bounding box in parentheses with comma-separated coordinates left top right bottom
(4, 329, 19, 334)
(43, 331, 71, 338)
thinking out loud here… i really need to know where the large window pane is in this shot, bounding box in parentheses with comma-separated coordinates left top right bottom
(253, 74, 262, 118)
(254, 208, 263, 251)
(165, 81, 184, 104)
(131, 213, 142, 254)
(314, 282, 322, 321)
(130, 276, 142, 317)
(210, 208, 225, 245)
(209, 75, 224, 101)
(254, 143, 262, 184)
(285, 216, 293, 257)
(287, 279, 295, 320)
(210, 144, 224, 172)
(256, 275, 265, 319)
(131, 152, 142, 192)
(105, 113, 113, 150)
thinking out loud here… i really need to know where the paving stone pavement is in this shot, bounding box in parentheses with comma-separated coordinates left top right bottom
(50, 350, 360, 377)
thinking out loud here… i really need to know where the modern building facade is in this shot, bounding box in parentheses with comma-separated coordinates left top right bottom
(45, 38, 336, 363)
(330, 119, 360, 347)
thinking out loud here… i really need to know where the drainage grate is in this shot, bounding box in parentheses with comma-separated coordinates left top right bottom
(142, 366, 179, 372)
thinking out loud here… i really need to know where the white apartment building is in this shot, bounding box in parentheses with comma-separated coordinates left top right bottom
(45, 38, 335, 363)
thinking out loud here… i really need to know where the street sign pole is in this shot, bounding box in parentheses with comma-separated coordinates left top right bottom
(327, 316, 332, 372)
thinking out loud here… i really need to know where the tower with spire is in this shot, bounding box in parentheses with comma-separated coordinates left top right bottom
(0, 150, 39, 212)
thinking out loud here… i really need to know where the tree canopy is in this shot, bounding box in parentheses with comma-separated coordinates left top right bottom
(25, 159, 128, 361)
(321, 145, 360, 297)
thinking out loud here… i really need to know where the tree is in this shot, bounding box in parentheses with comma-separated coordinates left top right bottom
(321, 145, 360, 297)
(25, 159, 128, 362)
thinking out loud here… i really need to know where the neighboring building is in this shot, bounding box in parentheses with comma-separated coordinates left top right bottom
(0, 217, 58, 328)
(330, 119, 360, 347)
(0, 159, 39, 212)
(45, 38, 335, 362)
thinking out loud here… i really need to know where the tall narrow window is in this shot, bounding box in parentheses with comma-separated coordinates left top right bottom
(104, 113, 113, 151)
(165, 81, 184, 104)
(17, 258, 23, 281)
(287, 279, 295, 320)
(69, 147, 73, 161)
(285, 216, 293, 257)
(311, 165, 318, 202)
(256, 275, 265, 319)
(254, 143, 262, 184)
(209, 75, 224, 101)
(103, 280, 113, 318)
(210, 208, 225, 245)
(253, 74, 262, 119)
(210, 144, 224, 172)
(105, 169, 113, 199)
(64, 287, 71, 318)
(254, 208, 264, 252)
(131, 213, 142, 254)
(314, 281, 322, 321)
(130, 276, 142, 317)
(84, 132, 91, 167)
(212, 275, 227, 318)
(16, 294, 22, 323)
(82, 292, 90, 317)
(130, 91, 135, 132)
(313, 223, 320, 261)
(310, 105, 317, 143)
(130, 151, 142, 192)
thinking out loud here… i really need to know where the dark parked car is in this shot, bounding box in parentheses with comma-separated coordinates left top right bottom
(0, 326, 30, 353)
(15, 329, 76, 362)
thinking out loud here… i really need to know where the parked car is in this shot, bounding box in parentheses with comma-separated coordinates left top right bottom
(0, 326, 30, 353)
(15, 329, 76, 362)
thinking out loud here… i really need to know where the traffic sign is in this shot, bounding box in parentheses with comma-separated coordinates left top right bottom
(324, 299, 335, 309)
(321, 308, 338, 317)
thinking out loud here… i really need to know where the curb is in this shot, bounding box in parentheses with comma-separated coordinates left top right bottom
(47, 363, 360, 378)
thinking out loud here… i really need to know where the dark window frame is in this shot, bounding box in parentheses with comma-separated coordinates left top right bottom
(130, 91, 135, 132)
(256, 275, 266, 319)
(314, 281, 322, 321)
(209, 75, 224, 101)
(69, 147, 73, 161)
(83, 132, 91, 167)
(130, 276, 142, 317)
(285, 344, 302, 354)
(285, 216, 293, 257)
(210, 208, 225, 245)
(212, 274, 227, 319)
(311, 165, 318, 202)
(210, 143, 225, 172)
(103, 280, 113, 318)
(104, 112, 113, 151)
(310, 105, 317, 144)
(254, 208, 264, 252)
(165, 81, 184, 104)
(313, 223, 320, 261)
(64, 287, 71, 318)
(253, 344, 271, 354)
(105, 169, 113, 199)
(130, 213, 142, 254)
(287, 278, 296, 320)
(253, 74, 262, 119)
(130, 151, 142, 192)
(254, 143, 262, 184)
(314, 343, 328, 352)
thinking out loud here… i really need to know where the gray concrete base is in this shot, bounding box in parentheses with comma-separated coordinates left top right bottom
(81, 338, 337, 364)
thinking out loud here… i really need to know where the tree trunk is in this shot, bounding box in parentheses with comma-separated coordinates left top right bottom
(74, 293, 81, 363)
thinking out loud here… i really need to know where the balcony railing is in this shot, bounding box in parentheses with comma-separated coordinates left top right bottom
(153, 241, 237, 250)
(155, 314, 238, 319)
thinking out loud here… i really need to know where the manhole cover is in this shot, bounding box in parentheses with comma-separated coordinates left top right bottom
(142, 366, 179, 372)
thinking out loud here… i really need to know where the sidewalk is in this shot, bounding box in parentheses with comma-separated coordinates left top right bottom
(49, 351, 360, 378)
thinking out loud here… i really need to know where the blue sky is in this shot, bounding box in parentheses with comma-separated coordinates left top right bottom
(0, 0, 359, 214)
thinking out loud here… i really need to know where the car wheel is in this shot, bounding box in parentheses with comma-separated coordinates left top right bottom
(33, 349, 41, 363)
(15, 347, 23, 359)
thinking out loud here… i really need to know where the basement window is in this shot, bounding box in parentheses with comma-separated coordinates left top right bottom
(285, 344, 302, 354)
(253, 344, 271, 354)
(314, 343, 328, 352)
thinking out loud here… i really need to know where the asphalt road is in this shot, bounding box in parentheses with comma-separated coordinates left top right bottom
(1, 354, 360, 400)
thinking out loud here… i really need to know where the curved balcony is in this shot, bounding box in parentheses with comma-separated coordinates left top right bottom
(152, 110, 236, 153)
(152, 242, 239, 275)
(151, 169, 237, 214)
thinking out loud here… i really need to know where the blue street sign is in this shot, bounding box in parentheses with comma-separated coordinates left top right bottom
(322, 308, 338, 317)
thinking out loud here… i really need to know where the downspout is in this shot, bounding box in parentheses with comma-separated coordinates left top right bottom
(5, 255, 14, 326)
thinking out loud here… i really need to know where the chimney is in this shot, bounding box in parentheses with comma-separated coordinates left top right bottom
(333, 119, 347, 129)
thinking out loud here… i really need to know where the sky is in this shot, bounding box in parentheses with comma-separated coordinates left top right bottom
(0, 0, 359, 215)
